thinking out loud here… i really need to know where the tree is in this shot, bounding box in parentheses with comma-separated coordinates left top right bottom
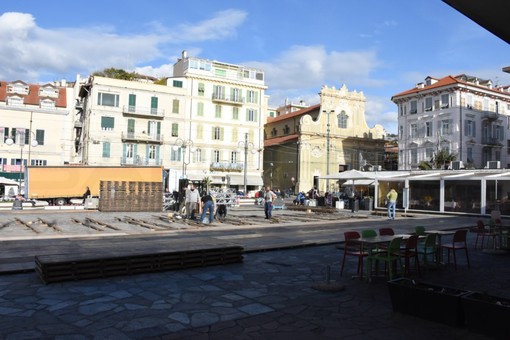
(92, 68, 138, 80)
(433, 149, 457, 169)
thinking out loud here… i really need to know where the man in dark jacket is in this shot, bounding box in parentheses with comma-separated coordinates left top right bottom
(200, 193, 215, 224)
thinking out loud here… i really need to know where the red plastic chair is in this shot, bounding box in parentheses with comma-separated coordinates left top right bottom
(379, 227, 395, 236)
(400, 234, 421, 276)
(474, 220, 497, 249)
(440, 229, 470, 270)
(340, 231, 368, 279)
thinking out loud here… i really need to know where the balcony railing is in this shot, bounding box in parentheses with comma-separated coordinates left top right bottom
(210, 162, 243, 172)
(482, 111, 499, 120)
(121, 131, 163, 143)
(120, 156, 162, 166)
(481, 137, 502, 146)
(211, 94, 244, 105)
(122, 105, 165, 118)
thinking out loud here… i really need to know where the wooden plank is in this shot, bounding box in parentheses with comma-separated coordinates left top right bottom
(35, 245, 244, 284)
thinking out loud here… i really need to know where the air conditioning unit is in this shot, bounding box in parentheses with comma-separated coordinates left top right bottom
(487, 161, 501, 169)
(451, 161, 463, 170)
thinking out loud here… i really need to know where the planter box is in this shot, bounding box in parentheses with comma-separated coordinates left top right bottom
(462, 292, 510, 340)
(387, 278, 470, 326)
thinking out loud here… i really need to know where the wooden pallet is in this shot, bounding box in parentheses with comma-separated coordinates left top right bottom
(35, 245, 244, 284)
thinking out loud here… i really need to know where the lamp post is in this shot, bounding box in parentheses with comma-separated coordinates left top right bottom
(237, 133, 256, 195)
(5, 130, 38, 194)
(173, 138, 194, 179)
(323, 109, 334, 191)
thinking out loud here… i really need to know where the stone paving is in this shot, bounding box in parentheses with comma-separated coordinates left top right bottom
(0, 205, 508, 339)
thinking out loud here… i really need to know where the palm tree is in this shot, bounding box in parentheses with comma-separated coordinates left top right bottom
(202, 176, 212, 194)
(433, 149, 457, 169)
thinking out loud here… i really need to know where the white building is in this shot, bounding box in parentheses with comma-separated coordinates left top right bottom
(77, 51, 267, 192)
(0, 79, 78, 193)
(392, 74, 510, 170)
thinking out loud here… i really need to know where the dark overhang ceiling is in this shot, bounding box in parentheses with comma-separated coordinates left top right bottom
(443, 0, 510, 45)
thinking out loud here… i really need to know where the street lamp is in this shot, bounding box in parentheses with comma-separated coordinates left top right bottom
(237, 133, 257, 195)
(173, 138, 194, 179)
(323, 109, 334, 191)
(5, 130, 38, 194)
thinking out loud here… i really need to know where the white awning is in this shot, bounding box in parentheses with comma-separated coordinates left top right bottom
(0, 176, 19, 185)
(341, 179, 374, 186)
(225, 175, 264, 186)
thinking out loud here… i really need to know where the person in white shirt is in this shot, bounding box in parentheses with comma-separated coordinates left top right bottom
(185, 184, 200, 220)
(264, 186, 277, 219)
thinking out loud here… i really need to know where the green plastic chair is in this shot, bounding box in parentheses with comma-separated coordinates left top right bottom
(415, 226, 426, 236)
(417, 233, 437, 268)
(366, 236, 403, 281)
(361, 229, 377, 238)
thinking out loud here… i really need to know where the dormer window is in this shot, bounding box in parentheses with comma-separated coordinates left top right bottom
(7, 83, 29, 95)
(39, 86, 59, 98)
(40, 99, 56, 109)
(7, 96, 23, 106)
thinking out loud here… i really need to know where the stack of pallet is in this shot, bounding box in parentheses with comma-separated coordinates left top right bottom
(99, 181, 162, 212)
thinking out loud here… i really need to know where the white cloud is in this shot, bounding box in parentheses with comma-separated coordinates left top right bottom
(174, 10, 247, 42)
(0, 10, 247, 82)
(243, 45, 387, 114)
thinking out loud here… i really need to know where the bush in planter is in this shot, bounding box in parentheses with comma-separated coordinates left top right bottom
(387, 278, 470, 327)
(462, 292, 510, 340)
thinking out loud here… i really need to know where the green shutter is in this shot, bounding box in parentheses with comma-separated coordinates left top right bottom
(129, 94, 136, 106)
(128, 119, 135, 133)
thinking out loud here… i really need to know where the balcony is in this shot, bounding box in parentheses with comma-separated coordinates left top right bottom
(211, 94, 244, 105)
(121, 131, 164, 144)
(482, 111, 499, 121)
(120, 156, 162, 166)
(122, 105, 165, 119)
(481, 137, 502, 146)
(210, 162, 243, 172)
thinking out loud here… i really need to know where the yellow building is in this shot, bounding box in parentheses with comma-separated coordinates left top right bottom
(263, 84, 386, 194)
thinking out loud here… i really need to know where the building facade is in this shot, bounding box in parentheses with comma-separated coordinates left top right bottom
(0, 79, 78, 192)
(392, 75, 510, 170)
(264, 84, 386, 194)
(77, 51, 267, 193)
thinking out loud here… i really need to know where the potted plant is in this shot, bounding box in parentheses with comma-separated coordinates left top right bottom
(387, 278, 470, 327)
(462, 292, 510, 339)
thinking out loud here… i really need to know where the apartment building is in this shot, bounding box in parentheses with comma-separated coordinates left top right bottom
(77, 51, 267, 192)
(392, 75, 510, 170)
(0, 79, 77, 190)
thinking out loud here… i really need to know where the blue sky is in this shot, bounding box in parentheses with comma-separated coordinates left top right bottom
(1, 0, 509, 134)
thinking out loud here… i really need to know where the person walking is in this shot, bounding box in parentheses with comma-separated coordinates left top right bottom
(200, 192, 215, 224)
(264, 186, 277, 219)
(185, 184, 200, 220)
(386, 188, 398, 220)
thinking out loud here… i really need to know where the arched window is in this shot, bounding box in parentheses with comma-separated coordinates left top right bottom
(337, 111, 348, 128)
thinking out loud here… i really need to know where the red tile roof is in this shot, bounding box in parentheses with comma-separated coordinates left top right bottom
(391, 74, 510, 100)
(267, 104, 320, 124)
(264, 133, 299, 147)
(0, 80, 67, 108)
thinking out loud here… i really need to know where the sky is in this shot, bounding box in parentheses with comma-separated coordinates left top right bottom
(1, 0, 509, 134)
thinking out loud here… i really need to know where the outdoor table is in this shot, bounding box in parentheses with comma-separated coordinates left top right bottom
(483, 225, 510, 254)
(352, 235, 407, 281)
(424, 230, 456, 263)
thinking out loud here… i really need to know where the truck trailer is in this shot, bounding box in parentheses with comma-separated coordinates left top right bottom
(25, 165, 164, 206)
